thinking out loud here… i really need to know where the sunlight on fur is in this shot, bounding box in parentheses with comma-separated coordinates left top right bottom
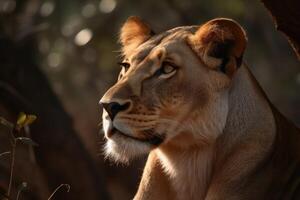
(99, 16, 300, 200)
(104, 134, 152, 164)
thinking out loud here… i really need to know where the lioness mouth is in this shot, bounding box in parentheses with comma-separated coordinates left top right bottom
(110, 127, 164, 146)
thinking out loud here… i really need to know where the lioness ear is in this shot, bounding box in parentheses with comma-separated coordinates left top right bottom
(120, 16, 154, 55)
(188, 18, 247, 77)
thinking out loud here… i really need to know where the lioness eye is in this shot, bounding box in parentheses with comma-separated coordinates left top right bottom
(155, 62, 177, 79)
(118, 62, 130, 71)
(162, 63, 175, 74)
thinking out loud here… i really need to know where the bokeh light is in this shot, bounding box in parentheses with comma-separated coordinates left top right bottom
(74, 29, 93, 46)
(82, 3, 97, 18)
(47, 52, 61, 68)
(99, 0, 116, 13)
(40, 1, 55, 17)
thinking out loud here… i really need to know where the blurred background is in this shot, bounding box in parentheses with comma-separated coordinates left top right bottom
(0, 0, 299, 199)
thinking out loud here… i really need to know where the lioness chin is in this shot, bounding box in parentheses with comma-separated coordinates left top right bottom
(100, 16, 300, 200)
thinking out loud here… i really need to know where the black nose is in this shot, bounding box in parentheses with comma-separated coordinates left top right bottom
(102, 102, 130, 120)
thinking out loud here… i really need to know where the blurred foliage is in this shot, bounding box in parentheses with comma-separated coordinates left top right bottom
(0, 0, 299, 199)
(1, 0, 299, 128)
(0, 113, 37, 199)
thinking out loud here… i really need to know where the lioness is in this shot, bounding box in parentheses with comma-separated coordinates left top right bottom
(100, 16, 300, 200)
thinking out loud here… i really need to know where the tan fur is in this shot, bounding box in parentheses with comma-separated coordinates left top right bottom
(100, 17, 300, 200)
(187, 18, 247, 77)
(120, 16, 154, 56)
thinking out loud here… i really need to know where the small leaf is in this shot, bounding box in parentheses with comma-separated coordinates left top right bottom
(16, 137, 38, 146)
(0, 116, 14, 129)
(17, 112, 27, 126)
(23, 115, 37, 126)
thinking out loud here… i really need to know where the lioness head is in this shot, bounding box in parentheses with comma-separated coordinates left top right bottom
(100, 17, 247, 163)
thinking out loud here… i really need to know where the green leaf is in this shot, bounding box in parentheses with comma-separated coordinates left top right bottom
(0, 116, 14, 129)
(23, 115, 37, 126)
(17, 112, 27, 126)
(16, 137, 38, 146)
(16, 113, 37, 130)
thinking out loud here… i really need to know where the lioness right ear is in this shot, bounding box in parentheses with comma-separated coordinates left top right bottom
(120, 16, 154, 55)
(188, 18, 247, 77)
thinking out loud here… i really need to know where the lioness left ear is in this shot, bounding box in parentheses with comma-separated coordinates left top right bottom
(120, 16, 154, 55)
(188, 18, 247, 77)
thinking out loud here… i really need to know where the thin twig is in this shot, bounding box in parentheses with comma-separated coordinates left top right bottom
(24, 126, 36, 163)
(47, 184, 70, 200)
(16, 182, 27, 200)
(6, 139, 16, 198)
(16, 189, 21, 200)
(0, 152, 11, 157)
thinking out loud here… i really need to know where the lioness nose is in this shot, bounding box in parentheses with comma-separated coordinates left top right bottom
(101, 101, 130, 120)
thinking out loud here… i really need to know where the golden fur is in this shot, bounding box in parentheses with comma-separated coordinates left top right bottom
(100, 17, 300, 200)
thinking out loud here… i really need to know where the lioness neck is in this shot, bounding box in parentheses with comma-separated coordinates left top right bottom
(157, 144, 215, 200)
(156, 64, 276, 200)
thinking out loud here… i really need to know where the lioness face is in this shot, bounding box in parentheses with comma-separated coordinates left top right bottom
(100, 17, 247, 163)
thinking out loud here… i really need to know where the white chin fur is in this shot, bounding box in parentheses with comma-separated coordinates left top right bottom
(104, 134, 152, 164)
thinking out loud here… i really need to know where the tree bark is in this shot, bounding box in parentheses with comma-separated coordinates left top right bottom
(261, 0, 300, 59)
